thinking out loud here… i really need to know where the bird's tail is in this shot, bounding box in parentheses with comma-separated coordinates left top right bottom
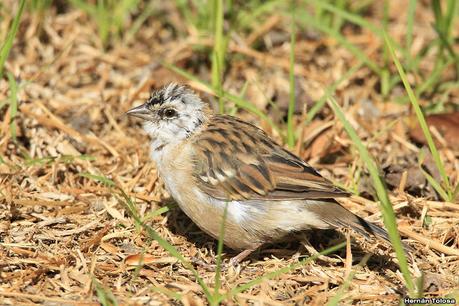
(309, 200, 412, 253)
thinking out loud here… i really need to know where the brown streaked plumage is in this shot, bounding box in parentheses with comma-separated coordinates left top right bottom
(193, 115, 348, 201)
(126, 83, 408, 264)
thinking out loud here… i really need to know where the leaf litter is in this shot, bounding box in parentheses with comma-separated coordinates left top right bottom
(0, 1, 458, 305)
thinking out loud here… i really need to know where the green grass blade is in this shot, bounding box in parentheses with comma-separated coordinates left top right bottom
(212, 202, 228, 304)
(287, 13, 296, 148)
(384, 32, 452, 199)
(380, 0, 390, 97)
(211, 0, 226, 114)
(416, 57, 454, 96)
(79, 172, 116, 187)
(6, 72, 18, 142)
(69, 0, 141, 48)
(415, 272, 426, 299)
(306, 61, 363, 123)
(327, 97, 415, 294)
(305, 0, 410, 66)
(113, 0, 140, 32)
(29, 0, 53, 12)
(0, 0, 26, 78)
(417, 149, 449, 202)
(124, 2, 157, 43)
(405, 0, 416, 49)
(92, 277, 118, 306)
(452, 183, 459, 201)
(307, 0, 381, 35)
(421, 168, 449, 202)
(151, 286, 183, 301)
(431, 0, 459, 76)
(332, 0, 346, 31)
(69, 0, 97, 16)
(432, 0, 443, 31)
(142, 206, 170, 223)
(405, 0, 418, 72)
(175, 0, 197, 31)
(228, 80, 249, 115)
(236, 0, 285, 30)
(432, 25, 459, 76)
(444, 0, 457, 31)
(296, 10, 381, 75)
(96, 0, 110, 46)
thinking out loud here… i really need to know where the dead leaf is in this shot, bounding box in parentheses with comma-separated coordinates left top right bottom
(309, 129, 335, 159)
(125, 253, 158, 265)
(409, 112, 459, 149)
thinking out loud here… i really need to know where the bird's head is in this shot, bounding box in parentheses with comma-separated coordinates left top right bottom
(127, 83, 210, 148)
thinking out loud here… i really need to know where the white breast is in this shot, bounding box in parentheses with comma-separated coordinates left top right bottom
(151, 144, 189, 204)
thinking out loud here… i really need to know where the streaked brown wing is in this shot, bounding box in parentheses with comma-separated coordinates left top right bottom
(193, 115, 349, 201)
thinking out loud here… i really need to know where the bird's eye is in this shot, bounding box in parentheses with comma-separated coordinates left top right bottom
(163, 108, 177, 118)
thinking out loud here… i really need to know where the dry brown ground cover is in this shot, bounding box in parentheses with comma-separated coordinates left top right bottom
(0, 1, 458, 305)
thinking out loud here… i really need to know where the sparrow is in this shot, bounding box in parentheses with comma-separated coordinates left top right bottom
(126, 83, 397, 264)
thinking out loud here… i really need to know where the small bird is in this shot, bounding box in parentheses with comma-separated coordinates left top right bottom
(127, 83, 395, 264)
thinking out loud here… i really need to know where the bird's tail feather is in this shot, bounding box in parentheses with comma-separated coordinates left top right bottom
(309, 200, 412, 253)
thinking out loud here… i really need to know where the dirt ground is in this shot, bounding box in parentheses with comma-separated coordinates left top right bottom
(0, 1, 458, 305)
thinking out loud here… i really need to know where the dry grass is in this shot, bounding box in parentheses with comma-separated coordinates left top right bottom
(1, 1, 458, 305)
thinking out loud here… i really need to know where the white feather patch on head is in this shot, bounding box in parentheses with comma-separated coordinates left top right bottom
(142, 84, 209, 160)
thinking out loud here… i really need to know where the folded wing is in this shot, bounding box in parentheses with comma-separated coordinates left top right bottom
(193, 115, 349, 201)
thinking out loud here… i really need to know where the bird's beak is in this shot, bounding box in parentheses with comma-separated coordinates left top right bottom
(126, 103, 152, 120)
